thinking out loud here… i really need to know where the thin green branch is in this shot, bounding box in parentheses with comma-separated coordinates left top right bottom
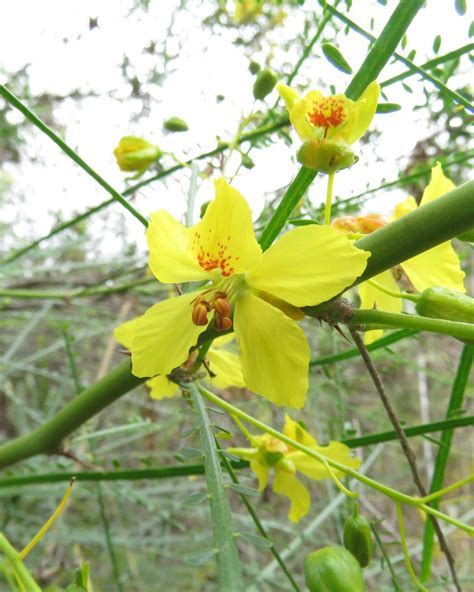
(348, 309, 474, 342)
(189, 384, 244, 590)
(421, 345, 474, 581)
(0, 85, 149, 227)
(0, 534, 41, 592)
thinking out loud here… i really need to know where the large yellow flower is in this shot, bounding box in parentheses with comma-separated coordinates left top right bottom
(114, 178, 369, 409)
(228, 415, 360, 522)
(277, 81, 380, 146)
(334, 163, 465, 344)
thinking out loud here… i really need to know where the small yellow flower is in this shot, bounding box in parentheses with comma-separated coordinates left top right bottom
(233, 0, 264, 24)
(277, 81, 380, 172)
(114, 178, 369, 409)
(228, 415, 360, 523)
(333, 163, 466, 344)
(113, 136, 162, 174)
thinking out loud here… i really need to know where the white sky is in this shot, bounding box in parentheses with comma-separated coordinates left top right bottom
(0, 0, 472, 260)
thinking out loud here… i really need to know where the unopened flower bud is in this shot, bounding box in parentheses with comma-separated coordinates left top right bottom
(192, 302, 210, 326)
(343, 503, 374, 568)
(253, 68, 278, 101)
(163, 116, 189, 132)
(214, 314, 233, 332)
(240, 153, 255, 169)
(249, 60, 261, 75)
(357, 214, 386, 234)
(113, 136, 161, 173)
(297, 139, 357, 174)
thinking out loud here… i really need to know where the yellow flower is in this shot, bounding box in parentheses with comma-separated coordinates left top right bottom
(334, 163, 466, 344)
(113, 136, 162, 174)
(114, 178, 369, 409)
(277, 81, 380, 172)
(228, 415, 360, 523)
(115, 330, 245, 399)
(233, 0, 264, 24)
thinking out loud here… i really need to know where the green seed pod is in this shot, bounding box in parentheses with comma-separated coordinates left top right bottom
(343, 503, 374, 568)
(249, 60, 261, 75)
(304, 546, 366, 592)
(164, 116, 189, 132)
(253, 68, 278, 100)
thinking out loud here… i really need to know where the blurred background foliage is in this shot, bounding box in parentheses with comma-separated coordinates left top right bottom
(0, 0, 473, 590)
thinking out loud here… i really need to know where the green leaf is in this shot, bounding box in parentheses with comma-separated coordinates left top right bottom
(376, 103, 402, 113)
(180, 427, 199, 438)
(227, 483, 260, 497)
(177, 447, 202, 460)
(238, 532, 274, 548)
(181, 492, 209, 507)
(432, 35, 442, 54)
(184, 548, 217, 566)
(322, 43, 353, 74)
(455, 0, 467, 16)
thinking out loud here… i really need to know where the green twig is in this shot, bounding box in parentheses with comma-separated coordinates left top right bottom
(189, 384, 244, 590)
(420, 345, 474, 581)
(0, 534, 41, 592)
(0, 85, 149, 227)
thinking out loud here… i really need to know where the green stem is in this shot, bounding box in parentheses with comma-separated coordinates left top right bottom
(0, 361, 144, 470)
(349, 309, 474, 342)
(395, 503, 428, 592)
(1, 416, 472, 488)
(0, 85, 148, 227)
(189, 384, 244, 590)
(197, 386, 473, 535)
(324, 171, 335, 225)
(380, 44, 474, 88)
(310, 328, 418, 366)
(0, 534, 41, 592)
(367, 279, 419, 303)
(420, 345, 474, 581)
(216, 440, 300, 591)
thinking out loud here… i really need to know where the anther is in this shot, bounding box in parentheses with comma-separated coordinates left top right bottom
(192, 301, 210, 326)
(214, 314, 233, 332)
(213, 292, 231, 317)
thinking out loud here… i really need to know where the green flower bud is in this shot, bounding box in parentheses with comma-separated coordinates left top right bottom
(297, 139, 357, 174)
(249, 60, 261, 75)
(164, 116, 189, 132)
(456, 228, 474, 243)
(241, 153, 255, 169)
(343, 503, 374, 568)
(200, 201, 211, 219)
(253, 68, 278, 100)
(415, 287, 474, 344)
(304, 546, 366, 592)
(113, 136, 161, 173)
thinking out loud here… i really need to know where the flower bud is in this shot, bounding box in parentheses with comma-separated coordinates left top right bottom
(415, 287, 474, 344)
(113, 136, 161, 173)
(297, 139, 357, 174)
(249, 60, 261, 75)
(343, 503, 374, 568)
(214, 314, 233, 332)
(163, 116, 189, 132)
(304, 546, 366, 592)
(253, 68, 278, 101)
(240, 153, 255, 169)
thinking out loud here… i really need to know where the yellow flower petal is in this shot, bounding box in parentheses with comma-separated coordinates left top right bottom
(273, 469, 310, 523)
(358, 271, 403, 344)
(392, 196, 417, 220)
(130, 291, 207, 377)
(276, 82, 300, 110)
(114, 317, 139, 350)
(234, 292, 309, 408)
(420, 162, 455, 207)
(207, 348, 245, 388)
(190, 178, 262, 277)
(251, 459, 269, 491)
(401, 242, 466, 293)
(147, 211, 208, 283)
(283, 414, 317, 448)
(212, 334, 236, 348)
(247, 225, 369, 307)
(338, 81, 380, 144)
(146, 375, 179, 399)
(289, 442, 360, 481)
